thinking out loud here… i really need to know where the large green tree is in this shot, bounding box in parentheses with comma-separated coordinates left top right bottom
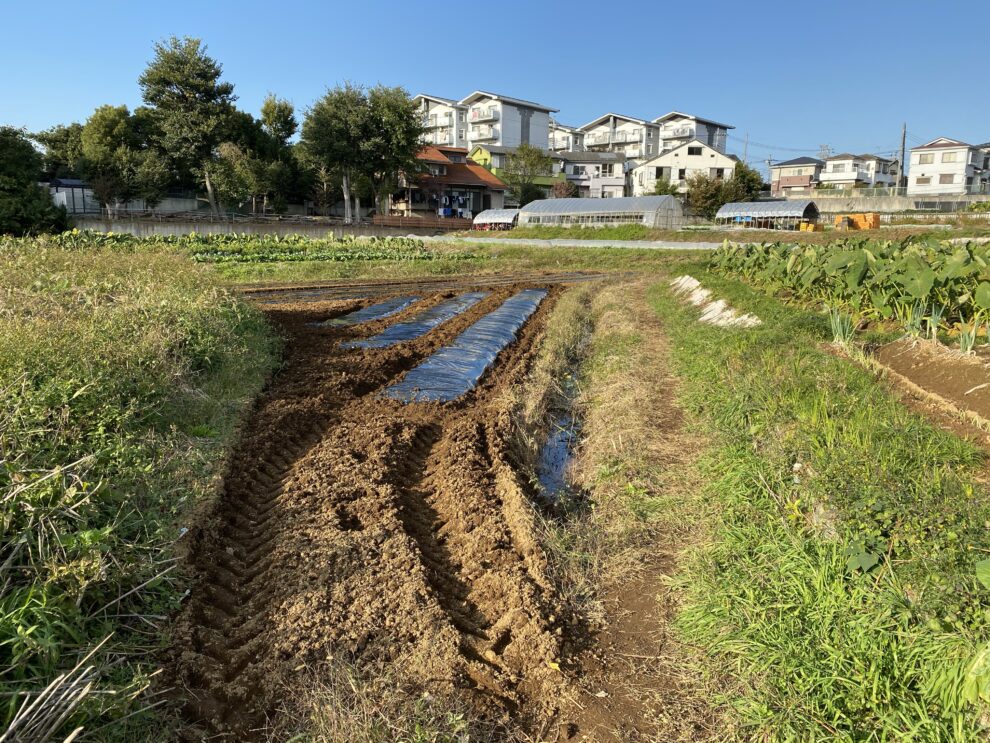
(686, 161, 766, 219)
(260, 94, 297, 150)
(365, 85, 424, 213)
(501, 144, 553, 206)
(32, 123, 84, 179)
(80, 105, 168, 215)
(0, 126, 68, 235)
(138, 36, 236, 215)
(301, 83, 370, 224)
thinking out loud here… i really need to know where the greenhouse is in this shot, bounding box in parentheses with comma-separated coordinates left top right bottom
(472, 208, 520, 230)
(518, 195, 684, 229)
(715, 200, 819, 230)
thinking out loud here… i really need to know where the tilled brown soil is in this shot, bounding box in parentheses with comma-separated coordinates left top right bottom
(172, 282, 570, 739)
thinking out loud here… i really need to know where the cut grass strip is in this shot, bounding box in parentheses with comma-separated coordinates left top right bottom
(648, 269, 990, 740)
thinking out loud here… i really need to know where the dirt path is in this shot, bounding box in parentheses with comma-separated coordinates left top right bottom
(171, 282, 573, 739)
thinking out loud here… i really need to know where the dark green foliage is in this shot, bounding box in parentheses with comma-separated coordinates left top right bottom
(0, 127, 68, 235)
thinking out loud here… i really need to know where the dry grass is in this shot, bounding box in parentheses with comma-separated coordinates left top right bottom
(269, 656, 521, 743)
(516, 279, 727, 740)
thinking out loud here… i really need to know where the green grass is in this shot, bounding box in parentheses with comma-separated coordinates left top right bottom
(0, 237, 279, 738)
(650, 269, 990, 739)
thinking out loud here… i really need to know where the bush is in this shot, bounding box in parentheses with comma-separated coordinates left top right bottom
(0, 236, 278, 738)
(0, 127, 69, 235)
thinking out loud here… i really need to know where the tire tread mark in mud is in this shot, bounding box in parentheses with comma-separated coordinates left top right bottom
(180, 426, 323, 736)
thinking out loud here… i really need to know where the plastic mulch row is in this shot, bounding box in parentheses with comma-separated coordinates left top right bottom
(308, 295, 420, 327)
(383, 289, 548, 403)
(342, 292, 489, 349)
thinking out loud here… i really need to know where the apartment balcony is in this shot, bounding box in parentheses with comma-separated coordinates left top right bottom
(471, 126, 499, 141)
(470, 108, 499, 123)
(429, 131, 453, 145)
(661, 126, 694, 139)
(422, 115, 453, 129)
(611, 131, 641, 144)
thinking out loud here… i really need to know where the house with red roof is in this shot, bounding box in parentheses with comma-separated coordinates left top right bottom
(391, 145, 508, 217)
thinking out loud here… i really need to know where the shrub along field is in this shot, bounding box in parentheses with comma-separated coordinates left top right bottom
(0, 237, 278, 738)
(654, 267, 990, 739)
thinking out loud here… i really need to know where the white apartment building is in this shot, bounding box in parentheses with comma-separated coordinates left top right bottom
(818, 154, 899, 189)
(549, 120, 584, 152)
(652, 112, 732, 154)
(413, 94, 469, 148)
(630, 140, 738, 196)
(459, 91, 557, 150)
(579, 113, 660, 161)
(907, 138, 990, 196)
(554, 151, 626, 198)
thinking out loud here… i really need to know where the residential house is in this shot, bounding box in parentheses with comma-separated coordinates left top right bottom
(630, 140, 738, 196)
(907, 137, 990, 196)
(467, 144, 566, 206)
(459, 91, 557, 150)
(549, 119, 584, 152)
(652, 112, 732, 154)
(578, 113, 660, 161)
(554, 151, 627, 198)
(769, 157, 825, 196)
(393, 145, 506, 217)
(818, 154, 899, 190)
(413, 94, 468, 148)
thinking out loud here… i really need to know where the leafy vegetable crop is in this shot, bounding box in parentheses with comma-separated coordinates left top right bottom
(710, 237, 990, 332)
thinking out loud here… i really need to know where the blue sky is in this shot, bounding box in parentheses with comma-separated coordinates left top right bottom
(2, 0, 987, 169)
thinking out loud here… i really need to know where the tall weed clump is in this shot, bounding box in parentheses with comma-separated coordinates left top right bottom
(0, 237, 278, 738)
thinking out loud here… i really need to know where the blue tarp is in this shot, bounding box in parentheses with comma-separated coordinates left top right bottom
(310, 295, 420, 327)
(384, 289, 548, 402)
(343, 292, 489, 349)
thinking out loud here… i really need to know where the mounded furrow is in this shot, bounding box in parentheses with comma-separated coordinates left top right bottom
(173, 281, 577, 740)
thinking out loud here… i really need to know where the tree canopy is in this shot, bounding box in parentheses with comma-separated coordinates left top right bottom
(501, 144, 554, 206)
(0, 127, 68, 235)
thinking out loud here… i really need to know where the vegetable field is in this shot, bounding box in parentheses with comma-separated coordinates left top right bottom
(711, 238, 990, 346)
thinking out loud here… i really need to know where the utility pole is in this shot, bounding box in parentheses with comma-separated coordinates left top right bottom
(766, 156, 774, 193)
(743, 132, 749, 163)
(899, 122, 907, 189)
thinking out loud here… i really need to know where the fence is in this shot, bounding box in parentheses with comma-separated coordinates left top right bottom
(371, 215, 472, 230)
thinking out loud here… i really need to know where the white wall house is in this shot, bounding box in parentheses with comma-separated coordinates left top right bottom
(555, 151, 626, 198)
(549, 119, 584, 152)
(413, 94, 468, 148)
(630, 140, 738, 196)
(652, 112, 732, 154)
(770, 157, 825, 196)
(907, 138, 990, 196)
(819, 154, 899, 189)
(579, 113, 660, 161)
(459, 91, 557, 150)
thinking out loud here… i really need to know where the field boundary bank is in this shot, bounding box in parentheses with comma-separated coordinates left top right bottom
(851, 348, 990, 445)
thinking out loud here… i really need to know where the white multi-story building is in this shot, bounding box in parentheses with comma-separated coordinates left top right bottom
(818, 154, 899, 189)
(459, 91, 557, 150)
(578, 113, 660, 161)
(554, 151, 627, 198)
(652, 112, 732, 154)
(630, 140, 738, 196)
(549, 120, 584, 152)
(907, 138, 990, 196)
(413, 94, 468, 148)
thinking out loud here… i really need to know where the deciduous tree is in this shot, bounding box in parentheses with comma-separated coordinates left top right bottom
(32, 123, 84, 179)
(301, 84, 370, 224)
(551, 179, 577, 198)
(501, 144, 553, 206)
